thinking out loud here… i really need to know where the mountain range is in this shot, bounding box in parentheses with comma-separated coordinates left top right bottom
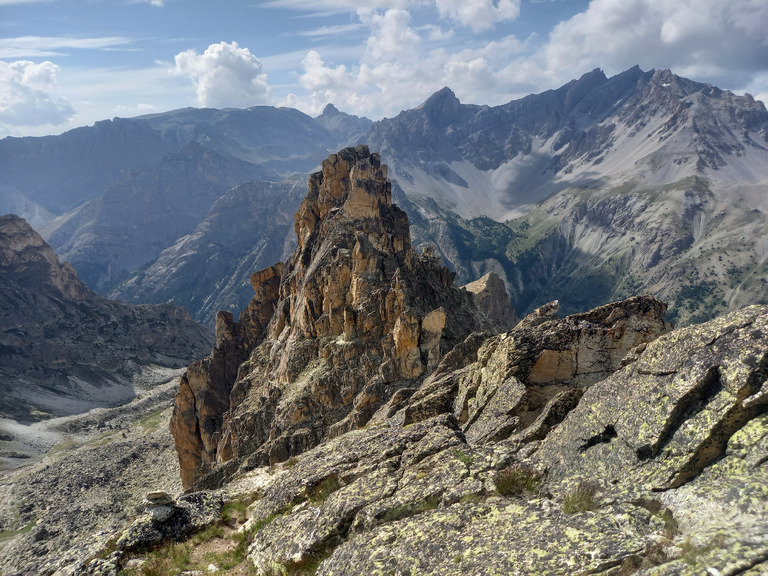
(1, 65, 767, 327)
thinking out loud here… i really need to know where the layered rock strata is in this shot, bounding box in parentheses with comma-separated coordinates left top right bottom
(171, 146, 508, 488)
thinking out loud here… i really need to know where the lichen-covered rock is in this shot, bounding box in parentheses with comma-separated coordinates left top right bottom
(172, 146, 500, 489)
(116, 491, 223, 552)
(316, 499, 664, 576)
(534, 304, 768, 491)
(390, 294, 670, 445)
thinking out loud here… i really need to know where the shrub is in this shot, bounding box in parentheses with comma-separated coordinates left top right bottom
(453, 448, 474, 466)
(493, 463, 542, 497)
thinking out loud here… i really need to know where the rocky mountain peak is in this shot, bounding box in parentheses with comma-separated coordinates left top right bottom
(416, 86, 462, 123)
(0, 214, 90, 301)
(321, 103, 341, 116)
(171, 146, 511, 488)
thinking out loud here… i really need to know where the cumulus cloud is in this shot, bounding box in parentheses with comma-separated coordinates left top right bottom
(358, 8, 421, 60)
(171, 41, 271, 108)
(434, 0, 521, 32)
(295, 1, 528, 118)
(0, 60, 75, 127)
(285, 0, 767, 121)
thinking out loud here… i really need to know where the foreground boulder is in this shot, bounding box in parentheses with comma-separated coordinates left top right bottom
(171, 146, 511, 488)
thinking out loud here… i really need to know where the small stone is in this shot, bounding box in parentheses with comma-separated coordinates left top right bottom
(145, 491, 174, 506)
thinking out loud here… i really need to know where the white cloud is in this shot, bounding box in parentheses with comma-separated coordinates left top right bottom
(358, 8, 420, 60)
(297, 23, 365, 37)
(171, 41, 271, 108)
(0, 60, 75, 127)
(293, 3, 529, 118)
(0, 36, 135, 58)
(434, 0, 521, 32)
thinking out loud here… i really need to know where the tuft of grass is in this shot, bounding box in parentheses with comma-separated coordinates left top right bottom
(285, 456, 300, 468)
(221, 491, 260, 525)
(460, 493, 484, 504)
(453, 448, 474, 467)
(138, 541, 191, 576)
(562, 479, 600, 514)
(382, 494, 441, 523)
(307, 474, 342, 505)
(494, 463, 542, 497)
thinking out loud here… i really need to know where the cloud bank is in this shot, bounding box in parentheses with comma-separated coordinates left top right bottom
(284, 0, 768, 118)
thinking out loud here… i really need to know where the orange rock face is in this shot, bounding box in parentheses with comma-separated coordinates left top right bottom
(171, 145, 502, 489)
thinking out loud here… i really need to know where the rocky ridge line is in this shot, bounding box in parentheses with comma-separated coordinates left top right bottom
(0, 214, 214, 422)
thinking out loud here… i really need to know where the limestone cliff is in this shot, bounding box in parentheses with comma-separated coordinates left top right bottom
(171, 146, 509, 488)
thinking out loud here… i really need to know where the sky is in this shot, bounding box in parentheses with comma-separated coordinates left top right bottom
(1, 0, 767, 138)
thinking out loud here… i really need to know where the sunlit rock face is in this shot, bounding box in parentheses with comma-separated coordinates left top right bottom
(171, 145, 507, 489)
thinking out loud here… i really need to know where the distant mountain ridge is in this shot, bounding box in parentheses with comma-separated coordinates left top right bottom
(0, 214, 213, 422)
(365, 66, 768, 218)
(1, 65, 767, 326)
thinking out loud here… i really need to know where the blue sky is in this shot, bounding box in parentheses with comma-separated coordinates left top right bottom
(1, 0, 767, 138)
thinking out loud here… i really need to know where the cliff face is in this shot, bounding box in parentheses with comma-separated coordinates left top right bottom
(0, 214, 214, 422)
(171, 146, 508, 488)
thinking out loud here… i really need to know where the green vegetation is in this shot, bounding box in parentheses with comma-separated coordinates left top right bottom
(672, 280, 724, 325)
(307, 474, 343, 504)
(493, 463, 542, 497)
(381, 494, 442, 523)
(0, 520, 37, 547)
(452, 448, 474, 467)
(221, 491, 260, 525)
(459, 493, 484, 504)
(679, 533, 727, 567)
(562, 480, 600, 514)
(137, 407, 168, 435)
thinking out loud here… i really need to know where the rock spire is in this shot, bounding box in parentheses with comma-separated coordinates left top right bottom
(171, 145, 509, 488)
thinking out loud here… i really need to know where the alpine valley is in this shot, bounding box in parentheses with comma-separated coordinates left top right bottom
(0, 66, 767, 575)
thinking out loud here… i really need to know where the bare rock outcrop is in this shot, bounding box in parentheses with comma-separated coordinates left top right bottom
(383, 294, 671, 444)
(228, 301, 768, 576)
(171, 146, 498, 488)
(461, 271, 517, 331)
(534, 303, 768, 491)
